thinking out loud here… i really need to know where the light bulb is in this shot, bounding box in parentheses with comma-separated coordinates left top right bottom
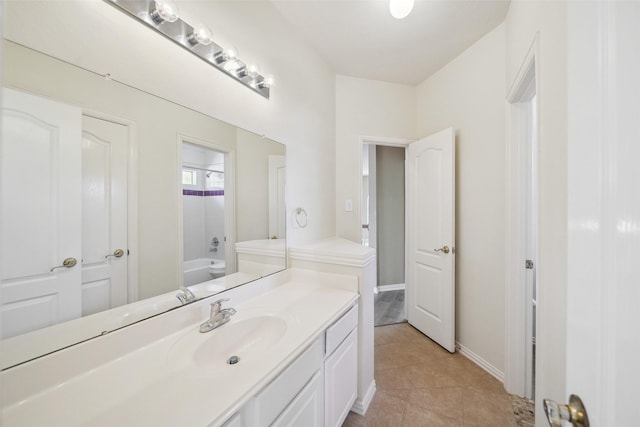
(258, 75, 274, 89)
(235, 65, 249, 78)
(213, 47, 238, 65)
(150, 0, 179, 23)
(225, 48, 238, 61)
(389, 0, 414, 19)
(187, 24, 213, 46)
(247, 64, 260, 78)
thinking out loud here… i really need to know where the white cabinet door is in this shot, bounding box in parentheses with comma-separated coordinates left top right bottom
(1, 88, 82, 338)
(324, 329, 358, 427)
(272, 372, 323, 427)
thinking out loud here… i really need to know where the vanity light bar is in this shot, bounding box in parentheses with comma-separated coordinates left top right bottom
(104, 0, 271, 99)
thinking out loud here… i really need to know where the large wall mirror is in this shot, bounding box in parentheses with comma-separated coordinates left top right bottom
(1, 3, 286, 368)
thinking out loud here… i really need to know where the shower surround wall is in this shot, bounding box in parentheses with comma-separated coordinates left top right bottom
(182, 169, 225, 264)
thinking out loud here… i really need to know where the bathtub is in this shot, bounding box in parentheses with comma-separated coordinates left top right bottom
(183, 258, 224, 287)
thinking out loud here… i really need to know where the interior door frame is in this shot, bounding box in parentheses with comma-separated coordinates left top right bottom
(504, 35, 541, 397)
(357, 136, 415, 246)
(82, 109, 138, 304)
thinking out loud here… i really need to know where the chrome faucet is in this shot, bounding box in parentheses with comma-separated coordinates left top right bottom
(200, 298, 236, 333)
(176, 287, 196, 305)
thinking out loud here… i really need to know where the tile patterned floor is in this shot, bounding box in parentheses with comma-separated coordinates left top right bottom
(343, 323, 518, 426)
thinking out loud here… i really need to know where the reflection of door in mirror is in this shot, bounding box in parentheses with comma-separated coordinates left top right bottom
(1, 89, 131, 339)
(268, 155, 286, 239)
(181, 142, 231, 287)
(81, 115, 129, 316)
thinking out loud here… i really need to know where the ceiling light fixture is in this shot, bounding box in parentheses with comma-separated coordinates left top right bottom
(257, 75, 274, 89)
(104, 0, 272, 98)
(389, 0, 414, 19)
(149, 0, 179, 24)
(187, 24, 213, 47)
(213, 47, 238, 65)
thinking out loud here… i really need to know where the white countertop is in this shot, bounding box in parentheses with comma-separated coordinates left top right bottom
(1, 270, 358, 427)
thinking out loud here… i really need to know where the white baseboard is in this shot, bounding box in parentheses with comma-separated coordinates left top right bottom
(351, 380, 376, 415)
(376, 283, 405, 292)
(456, 341, 504, 383)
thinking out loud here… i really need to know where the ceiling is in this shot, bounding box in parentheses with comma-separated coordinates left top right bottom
(270, 0, 510, 85)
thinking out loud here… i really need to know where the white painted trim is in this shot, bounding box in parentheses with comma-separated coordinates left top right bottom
(350, 380, 376, 416)
(504, 33, 541, 397)
(376, 283, 405, 292)
(81, 109, 139, 304)
(456, 341, 504, 383)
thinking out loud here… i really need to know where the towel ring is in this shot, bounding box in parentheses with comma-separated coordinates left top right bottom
(295, 207, 308, 228)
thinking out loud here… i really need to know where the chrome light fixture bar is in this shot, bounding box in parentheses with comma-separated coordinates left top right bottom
(104, 0, 272, 99)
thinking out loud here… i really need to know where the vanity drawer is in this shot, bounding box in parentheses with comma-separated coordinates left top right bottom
(325, 304, 358, 356)
(253, 337, 323, 425)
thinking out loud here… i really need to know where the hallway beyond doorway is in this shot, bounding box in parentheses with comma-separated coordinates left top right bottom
(374, 289, 406, 326)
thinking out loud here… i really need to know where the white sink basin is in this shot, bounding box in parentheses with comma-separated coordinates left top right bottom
(169, 315, 288, 370)
(194, 316, 287, 367)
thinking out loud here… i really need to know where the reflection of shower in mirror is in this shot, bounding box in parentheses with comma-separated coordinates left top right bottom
(181, 142, 230, 287)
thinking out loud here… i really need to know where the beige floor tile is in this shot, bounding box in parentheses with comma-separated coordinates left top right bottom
(344, 390, 406, 427)
(462, 389, 516, 427)
(374, 342, 426, 372)
(401, 402, 463, 427)
(404, 364, 462, 388)
(375, 323, 420, 347)
(346, 323, 517, 426)
(405, 386, 463, 422)
(375, 367, 415, 391)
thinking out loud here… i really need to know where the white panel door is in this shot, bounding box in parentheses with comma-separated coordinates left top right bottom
(406, 128, 455, 352)
(268, 154, 286, 239)
(1, 88, 82, 339)
(81, 115, 128, 316)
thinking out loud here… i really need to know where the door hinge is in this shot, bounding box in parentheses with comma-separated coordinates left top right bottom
(525, 259, 534, 269)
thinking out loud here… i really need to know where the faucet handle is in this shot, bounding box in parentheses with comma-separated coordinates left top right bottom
(210, 298, 230, 312)
(176, 286, 196, 304)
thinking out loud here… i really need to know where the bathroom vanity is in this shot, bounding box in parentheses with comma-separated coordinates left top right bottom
(0, 269, 359, 427)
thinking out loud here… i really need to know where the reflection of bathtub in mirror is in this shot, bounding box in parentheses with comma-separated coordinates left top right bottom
(183, 258, 226, 286)
(236, 239, 286, 276)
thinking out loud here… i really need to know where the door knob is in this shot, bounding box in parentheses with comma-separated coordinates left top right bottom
(50, 257, 77, 272)
(543, 394, 589, 427)
(434, 245, 450, 254)
(105, 249, 125, 260)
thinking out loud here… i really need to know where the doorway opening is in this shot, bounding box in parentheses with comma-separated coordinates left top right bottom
(180, 141, 231, 287)
(361, 142, 407, 327)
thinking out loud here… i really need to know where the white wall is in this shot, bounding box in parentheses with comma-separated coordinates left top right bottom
(504, 2, 568, 422)
(335, 76, 416, 241)
(416, 23, 507, 373)
(236, 128, 285, 242)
